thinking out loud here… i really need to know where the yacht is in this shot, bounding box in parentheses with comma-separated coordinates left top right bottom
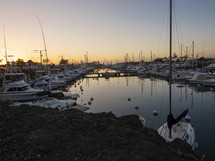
(31, 79, 58, 91)
(1, 80, 43, 101)
(188, 73, 208, 84)
(202, 78, 215, 87)
(38, 75, 66, 88)
(11, 97, 77, 111)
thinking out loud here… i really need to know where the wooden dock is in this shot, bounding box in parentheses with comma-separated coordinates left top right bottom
(85, 72, 138, 78)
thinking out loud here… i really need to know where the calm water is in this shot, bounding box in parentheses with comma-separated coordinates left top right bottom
(67, 74, 215, 160)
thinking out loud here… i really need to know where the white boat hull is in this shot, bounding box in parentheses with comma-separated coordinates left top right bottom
(202, 79, 215, 87)
(158, 122, 196, 150)
(1, 93, 40, 101)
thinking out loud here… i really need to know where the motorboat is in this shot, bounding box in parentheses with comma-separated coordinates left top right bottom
(38, 75, 66, 88)
(10, 97, 77, 111)
(31, 79, 58, 91)
(188, 73, 208, 84)
(32, 97, 76, 110)
(202, 79, 215, 87)
(1, 80, 44, 101)
(172, 71, 194, 81)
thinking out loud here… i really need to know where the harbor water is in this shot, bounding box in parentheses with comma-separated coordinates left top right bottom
(67, 75, 215, 161)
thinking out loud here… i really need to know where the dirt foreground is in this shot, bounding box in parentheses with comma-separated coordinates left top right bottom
(0, 103, 199, 161)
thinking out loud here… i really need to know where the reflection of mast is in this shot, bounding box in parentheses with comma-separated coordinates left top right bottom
(126, 77, 128, 87)
(151, 80, 153, 96)
(191, 88, 193, 107)
(141, 80, 144, 95)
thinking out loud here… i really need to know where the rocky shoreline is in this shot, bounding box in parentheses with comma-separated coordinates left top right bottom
(0, 103, 199, 161)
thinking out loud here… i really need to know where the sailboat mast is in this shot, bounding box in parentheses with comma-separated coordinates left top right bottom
(169, 0, 173, 138)
(181, 44, 183, 69)
(192, 41, 194, 69)
(169, 0, 172, 113)
(151, 50, 152, 68)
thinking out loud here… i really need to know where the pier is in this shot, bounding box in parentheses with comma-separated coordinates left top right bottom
(85, 71, 138, 78)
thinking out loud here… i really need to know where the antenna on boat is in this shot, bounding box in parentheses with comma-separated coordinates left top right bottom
(3, 26, 8, 65)
(36, 16, 49, 75)
(2, 25, 8, 88)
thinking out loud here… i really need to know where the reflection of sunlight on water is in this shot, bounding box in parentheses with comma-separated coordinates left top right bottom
(67, 76, 215, 160)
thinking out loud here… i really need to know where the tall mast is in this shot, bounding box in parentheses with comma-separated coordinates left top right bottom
(151, 50, 152, 68)
(192, 41, 194, 69)
(181, 44, 183, 69)
(169, 0, 173, 138)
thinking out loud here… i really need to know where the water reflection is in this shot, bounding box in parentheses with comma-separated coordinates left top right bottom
(66, 76, 215, 160)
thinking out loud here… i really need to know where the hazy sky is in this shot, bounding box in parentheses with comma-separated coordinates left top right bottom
(0, 0, 215, 64)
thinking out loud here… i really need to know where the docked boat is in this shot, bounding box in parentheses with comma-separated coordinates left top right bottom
(202, 79, 215, 87)
(188, 73, 208, 84)
(158, 109, 196, 150)
(172, 71, 194, 81)
(38, 75, 66, 88)
(32, 97, 77, 110)
(31, 79, 58, 91)
(11, 97, 77, 110)
(1, 80, 44, 101)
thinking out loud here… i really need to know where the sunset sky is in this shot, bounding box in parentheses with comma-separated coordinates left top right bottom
(0, 0, 215, 64)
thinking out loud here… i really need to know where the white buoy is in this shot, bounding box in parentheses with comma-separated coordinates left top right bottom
(128, 98, 131, 101)
(88, 101, 92, 105)
(90, 97, 94, 101)
(185, 115, 191, 122)
(135, 105, 139, 110)
(153, 110, 158, 116)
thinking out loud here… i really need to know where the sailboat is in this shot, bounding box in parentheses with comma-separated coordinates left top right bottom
(157, 0, 196, 150)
